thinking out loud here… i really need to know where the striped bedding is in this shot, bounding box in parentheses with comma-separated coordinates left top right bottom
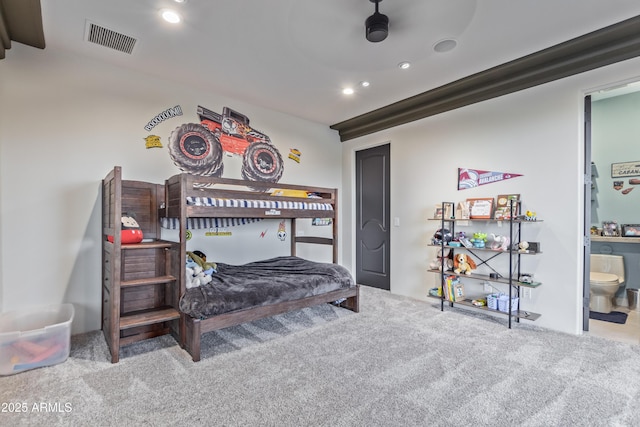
(185, 196, 333, 211)
(161, 197, 333, 229)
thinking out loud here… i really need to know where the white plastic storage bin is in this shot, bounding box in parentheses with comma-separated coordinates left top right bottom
(498, 295, 519, 313)
(0, 304, 74, 375)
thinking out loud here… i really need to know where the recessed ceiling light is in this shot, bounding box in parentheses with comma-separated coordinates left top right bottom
(433, 38, 457, 53)
(173, 0, 187, 3)
(161, 9, 181, 24)
(398, 61, 411, 70)
(342, 88, 355, 95)
(360, 81, 370, 88)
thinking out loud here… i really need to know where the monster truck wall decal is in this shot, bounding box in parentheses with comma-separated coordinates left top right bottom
(168, 105, 284, 186)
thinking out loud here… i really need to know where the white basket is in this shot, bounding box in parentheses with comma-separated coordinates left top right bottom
(486, 293, 500, 310)
(498, 295, 519, 313)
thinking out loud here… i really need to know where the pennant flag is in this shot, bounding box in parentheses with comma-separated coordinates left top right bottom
(458, 168, 523, 190)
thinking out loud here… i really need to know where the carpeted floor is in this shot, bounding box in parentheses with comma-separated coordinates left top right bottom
(1, 286, 639, 426)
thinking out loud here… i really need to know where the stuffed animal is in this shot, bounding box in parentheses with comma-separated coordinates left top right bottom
(185, 251, 217, 288)
(186, 264, 213, 289)
(453, 253, 477, 275)
(471, 232, 487, 248)
(429, 247, 453, 271)
(107, 212, 144, 244)
(489, 233, 509, 251)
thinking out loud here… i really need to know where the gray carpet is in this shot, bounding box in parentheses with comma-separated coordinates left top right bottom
(1, 286, 639, 426)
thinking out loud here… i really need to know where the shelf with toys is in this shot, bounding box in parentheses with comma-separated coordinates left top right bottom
(427, 198, 542, 327)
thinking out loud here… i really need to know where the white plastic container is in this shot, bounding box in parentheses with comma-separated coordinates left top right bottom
(498, 295, 519, 313)
(0, 304, 74, 375)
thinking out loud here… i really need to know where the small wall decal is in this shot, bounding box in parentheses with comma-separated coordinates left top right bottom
(260, 229, 268, 238)
(277, 220, 286, 241)
(144, 105, 183, 131)
(312, 218, 332, 226)
(205, 228, 232, 237)
(144, 135, 163, 149)
(288, 148, 301, 163)
(458, 168, 523, 190)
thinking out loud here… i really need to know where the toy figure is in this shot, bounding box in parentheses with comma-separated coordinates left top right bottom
(453, 253, 477, 275)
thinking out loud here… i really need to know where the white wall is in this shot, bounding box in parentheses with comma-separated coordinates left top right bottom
(341, 57, 640, 335)
(0, 44, 343, 334)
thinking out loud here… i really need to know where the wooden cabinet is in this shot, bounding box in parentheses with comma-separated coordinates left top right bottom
(102, 167, 180, 363)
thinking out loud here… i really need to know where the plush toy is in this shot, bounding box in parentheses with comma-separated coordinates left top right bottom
(186, 264, 213, 289)
(431, 228, 452, 245)
(429, 247, 453, 271)
(185, 251, 217, 289)
(107, 212, 143, 244)
(187, 251, 217, 275)
(489, 233, 509, 251)
(471, 232, 487, 248)
(453, 253, 477, 275)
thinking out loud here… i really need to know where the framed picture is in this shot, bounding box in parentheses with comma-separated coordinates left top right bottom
(466, 198, 494, 219)
(494, 194, 520, 219)
(621, 224, 640, 237)
(456, 201, 470, 219)
(602, 221, 620, 237)
(433, 203, 453, 219)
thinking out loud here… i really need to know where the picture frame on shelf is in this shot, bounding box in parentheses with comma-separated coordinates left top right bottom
(433, 203, 453, 219)
(602, 221, 620, 237)
(456, 201, 470, 219)
(494, 194, 520, 220)
(621, 224, 640, 237)
(467, 198, 494, 219)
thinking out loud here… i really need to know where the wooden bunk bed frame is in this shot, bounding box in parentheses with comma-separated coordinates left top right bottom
(162, 173, 360, 362)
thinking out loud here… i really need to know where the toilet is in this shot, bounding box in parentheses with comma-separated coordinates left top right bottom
(590, 254, 625, 314)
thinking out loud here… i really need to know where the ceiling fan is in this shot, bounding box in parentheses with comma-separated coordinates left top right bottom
(365, 0, 389, 43)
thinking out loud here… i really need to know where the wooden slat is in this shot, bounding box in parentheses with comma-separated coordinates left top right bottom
(121, 275, 176, 288)
(120, 307, 180, 330)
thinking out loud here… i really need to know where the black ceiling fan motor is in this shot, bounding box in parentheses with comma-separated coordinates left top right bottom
(365, 0, 389, 43)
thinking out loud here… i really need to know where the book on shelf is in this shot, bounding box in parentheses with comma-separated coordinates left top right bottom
(443, 275, 465, 302)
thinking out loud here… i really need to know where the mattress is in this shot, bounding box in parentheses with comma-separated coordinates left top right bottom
(179, 256, 354, 319)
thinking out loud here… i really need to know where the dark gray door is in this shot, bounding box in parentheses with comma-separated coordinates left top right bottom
(355, 144, 390, 290)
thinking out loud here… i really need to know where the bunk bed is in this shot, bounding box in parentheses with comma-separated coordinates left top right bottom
(161, 173, 360, 362)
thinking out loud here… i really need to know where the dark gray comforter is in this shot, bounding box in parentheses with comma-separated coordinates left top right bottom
(179, 256, 355, 319)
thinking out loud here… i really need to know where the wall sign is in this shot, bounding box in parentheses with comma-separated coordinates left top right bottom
(611, 161, 640, 178)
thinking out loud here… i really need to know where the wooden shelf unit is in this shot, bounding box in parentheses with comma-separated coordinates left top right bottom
(102, 167, 180, 363)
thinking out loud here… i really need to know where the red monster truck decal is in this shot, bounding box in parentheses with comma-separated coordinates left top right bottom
(169, 106, 284, 186)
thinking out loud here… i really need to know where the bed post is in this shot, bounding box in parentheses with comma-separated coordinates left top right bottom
(184, 316, 202, 362)
(333, 188, 338, 263)
(290, 218, 297, 256)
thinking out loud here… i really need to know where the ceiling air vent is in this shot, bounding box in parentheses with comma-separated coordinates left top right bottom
(85, 21, 136, 54)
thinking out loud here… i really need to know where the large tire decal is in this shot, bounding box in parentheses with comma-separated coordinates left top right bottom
(241, 142, 284, 186)
(168, 123, 223, 176)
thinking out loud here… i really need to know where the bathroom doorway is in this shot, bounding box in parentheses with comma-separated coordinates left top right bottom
(584, 79, 640, 345)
